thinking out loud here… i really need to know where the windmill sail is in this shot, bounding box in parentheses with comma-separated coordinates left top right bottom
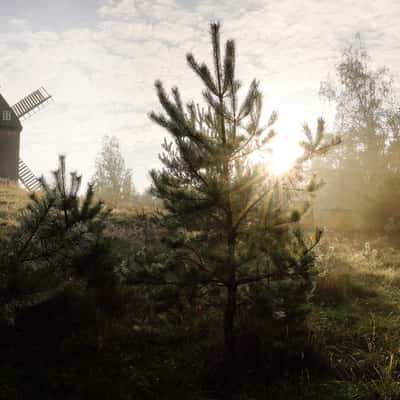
(18, 159, 42, 192)
(12, 87, 53, 121)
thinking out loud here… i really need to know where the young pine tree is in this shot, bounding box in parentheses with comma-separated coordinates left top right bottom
(1, 155, 112, 322)
(148, 23, 336, 367)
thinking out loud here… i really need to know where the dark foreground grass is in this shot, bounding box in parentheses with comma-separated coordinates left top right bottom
(1, 187, 400, 399)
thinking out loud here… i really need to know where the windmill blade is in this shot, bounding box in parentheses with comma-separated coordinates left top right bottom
(18, 159, 42, 192)
(12, 87, 53, 121)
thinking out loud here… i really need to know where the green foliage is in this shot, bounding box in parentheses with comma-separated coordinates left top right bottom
(0, 155, 113, 323)
(143, 22, 336, 369)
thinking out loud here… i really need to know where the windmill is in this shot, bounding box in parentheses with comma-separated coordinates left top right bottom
(0, 88, 53, 191)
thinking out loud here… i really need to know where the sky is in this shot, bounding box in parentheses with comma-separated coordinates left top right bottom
(1, 0, 400, 191)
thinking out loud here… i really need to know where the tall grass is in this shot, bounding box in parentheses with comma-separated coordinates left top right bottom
(0, 180, 29, 238)
(309, 232, 400, 398)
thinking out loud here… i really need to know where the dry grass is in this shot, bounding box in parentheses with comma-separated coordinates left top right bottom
(314, 233, 400, 302)
(0, 180, 30, 238)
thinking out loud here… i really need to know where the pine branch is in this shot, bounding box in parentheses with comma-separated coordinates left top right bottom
(15, 197, 56, 261)
(232, 187, 270, 234)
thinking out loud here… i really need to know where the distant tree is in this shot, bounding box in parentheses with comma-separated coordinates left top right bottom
(93, 136, 135, 205)
(320, 35, 399, 173)
(318, 35, 400, 229)
(137, 22, 337, 371)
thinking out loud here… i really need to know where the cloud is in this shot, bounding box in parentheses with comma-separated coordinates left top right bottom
(1, 0, 400, 190)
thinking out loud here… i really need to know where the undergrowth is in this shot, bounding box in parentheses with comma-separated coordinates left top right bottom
(1, 182, 400, 399)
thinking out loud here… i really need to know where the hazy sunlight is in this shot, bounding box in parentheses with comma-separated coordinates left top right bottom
(269, 137, 303, 175)
(248, 136, 303, 176)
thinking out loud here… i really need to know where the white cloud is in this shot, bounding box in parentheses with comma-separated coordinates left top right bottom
(1, 0, 400, 190)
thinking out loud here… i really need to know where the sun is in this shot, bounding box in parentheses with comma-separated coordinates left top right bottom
(246, 103, 306, 175)
(248, 137, 303, 176)
(269, 138, 303, 175)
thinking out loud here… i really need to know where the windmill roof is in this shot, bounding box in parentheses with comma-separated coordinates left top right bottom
(0, 94, 22, 131)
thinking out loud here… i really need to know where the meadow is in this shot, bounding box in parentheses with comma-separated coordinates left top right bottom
(1, 182, 400, 399)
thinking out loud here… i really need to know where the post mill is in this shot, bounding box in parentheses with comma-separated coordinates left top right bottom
(0, 88, 53, 191)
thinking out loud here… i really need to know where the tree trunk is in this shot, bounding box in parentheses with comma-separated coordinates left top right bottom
(224, 284, 237, 369)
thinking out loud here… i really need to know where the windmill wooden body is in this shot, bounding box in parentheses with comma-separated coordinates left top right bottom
(0, 88, 53, 191)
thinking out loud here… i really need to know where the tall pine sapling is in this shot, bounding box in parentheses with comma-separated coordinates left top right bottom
(146, 23, 338, 367)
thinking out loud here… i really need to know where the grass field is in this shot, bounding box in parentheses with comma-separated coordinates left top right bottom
(1, 182, 400, 398)
(103, 207, 400, 398)
(308, 233, 400, 398)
